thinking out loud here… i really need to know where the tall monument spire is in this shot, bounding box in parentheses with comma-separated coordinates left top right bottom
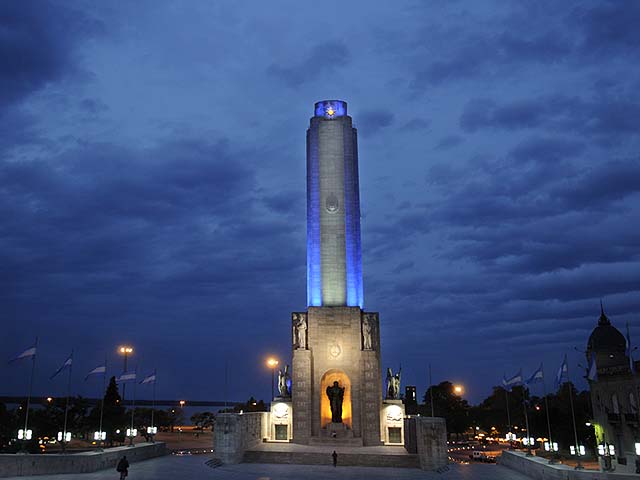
(306, 100, 363, 308)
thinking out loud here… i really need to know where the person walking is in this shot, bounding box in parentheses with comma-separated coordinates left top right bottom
(332, 450, 338, 467)
(116, 455, 129, 479)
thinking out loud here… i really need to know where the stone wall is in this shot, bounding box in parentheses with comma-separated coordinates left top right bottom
(500, 450, 639, 480)
(0, 442, 166, 478)
(404, 416, 447, 470)
(213, 412, 268, 464)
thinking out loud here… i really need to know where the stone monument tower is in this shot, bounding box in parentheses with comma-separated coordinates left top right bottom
(291, 100, 383, 446)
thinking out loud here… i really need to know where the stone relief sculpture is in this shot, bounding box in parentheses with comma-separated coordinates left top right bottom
(386, 367, 402, 400)
(326, 381, 345, 423)
(292, 313, 307, 349)
(278, 364, 291, 397)
(362, 316, 373, 350)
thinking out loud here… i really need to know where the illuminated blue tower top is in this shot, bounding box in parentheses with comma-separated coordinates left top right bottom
(307, 100, 363, 308)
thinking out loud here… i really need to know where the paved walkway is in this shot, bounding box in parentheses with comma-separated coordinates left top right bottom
(2, 454, 533, 480)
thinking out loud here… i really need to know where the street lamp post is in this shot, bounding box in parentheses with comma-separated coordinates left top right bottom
(118, 346, 133, 403)
(266, 358, 279, 401)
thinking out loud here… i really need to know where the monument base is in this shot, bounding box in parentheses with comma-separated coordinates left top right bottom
(243, 442, 420, 468)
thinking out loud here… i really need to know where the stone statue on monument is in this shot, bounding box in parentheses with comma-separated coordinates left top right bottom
(362, 316, 373, 350)
(386, 367, 402, 400)
(326, 381, 345, 423)
(277, 365, 291, 397)
(292, 313, 307, 349)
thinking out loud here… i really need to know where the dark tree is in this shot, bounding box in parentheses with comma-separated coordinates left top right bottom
(191, 411, 215, 430)
(101, 376, 126, 445)
(421, 381, 471, 438)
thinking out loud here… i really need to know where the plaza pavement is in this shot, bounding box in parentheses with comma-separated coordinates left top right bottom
(2, 454, 533, 480)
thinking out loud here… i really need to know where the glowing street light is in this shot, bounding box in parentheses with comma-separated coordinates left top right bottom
(118, 345, 134, 402)
(266, 357, 279, 401)
(179, 400, 186, 408)
(454, 385, 464, 395)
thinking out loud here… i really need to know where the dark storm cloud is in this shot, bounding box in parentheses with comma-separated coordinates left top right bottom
(0, 1, 100, 109)
(508, 137, 585, 164)
(576, 1, 640, 54)
(415, 29, 572, 87)
(434, 135, 463, 150)
(267, 40, 351, 88)
(460, 94, 640, 139)
(551, 159, 640, 209)
(357, 110, 395, 136)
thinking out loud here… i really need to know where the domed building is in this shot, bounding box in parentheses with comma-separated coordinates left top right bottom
(586, 303, 638, 473)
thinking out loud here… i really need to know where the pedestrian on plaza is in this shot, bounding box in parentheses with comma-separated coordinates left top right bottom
(116, 455, 129, 479)
(332, 450, 338, 467)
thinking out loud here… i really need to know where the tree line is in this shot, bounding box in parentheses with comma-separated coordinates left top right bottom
(421, 381, 594, 449)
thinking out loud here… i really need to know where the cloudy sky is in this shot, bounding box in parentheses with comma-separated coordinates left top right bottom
(2, 1, 639, 404)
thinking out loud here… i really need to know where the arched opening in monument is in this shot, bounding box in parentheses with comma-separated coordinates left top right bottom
(320, 369, 352, 429)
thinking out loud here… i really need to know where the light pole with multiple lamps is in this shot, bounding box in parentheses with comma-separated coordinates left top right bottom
(118, 346, 133, 403)
(266, 357, 279, 401)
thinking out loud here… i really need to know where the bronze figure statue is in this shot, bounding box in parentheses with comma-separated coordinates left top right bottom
(326, 381, 345, 423)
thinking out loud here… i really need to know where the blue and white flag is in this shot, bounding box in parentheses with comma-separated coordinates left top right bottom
(8, 345, 37, 364)
(140, 371, 156, 385)
(525, 364, 544, 386)
(555, 355, 568, 389)
(50, 353, 73, 379)
(84, 365, 106, 381)
(117, 371, 137, 382)
(626, 322, 635, 375)
(587, 356, 598, 382)
(503, 370, 523, 392)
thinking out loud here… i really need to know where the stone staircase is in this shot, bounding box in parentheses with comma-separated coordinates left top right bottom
(242, 448, 420, 468)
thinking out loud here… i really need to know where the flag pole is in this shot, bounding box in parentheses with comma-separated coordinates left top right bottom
(62, 350, 73, 453)
(566, 360, 583, 470)
(23, 336, 38, 448)
(522, 385, 532, 456)
(505, 389, 511, 429)
(429, 363, 434, 417)
(129, 367, 137, 445)
(151, 369, 156, 442)
(98, 356, 106, 449)
(224, 360, 228, 411)
(541, 363, 555, 463)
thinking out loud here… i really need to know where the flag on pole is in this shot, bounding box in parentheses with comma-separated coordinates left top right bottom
(587, 356, 598, 382)
(525, 364, 544, 386)
(140, 371, 156, 385)
(50, 353, 73, 379)
(626, 322, 636, 375)
(555, 355, 568, 389)
(8, 345, 37, 364)
(116, 371, 137, 382)
(503, 370, 523, 392)
(84, 365, 107, 381)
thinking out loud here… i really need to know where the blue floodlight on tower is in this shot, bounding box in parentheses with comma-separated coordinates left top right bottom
(306, 100, 363, 308)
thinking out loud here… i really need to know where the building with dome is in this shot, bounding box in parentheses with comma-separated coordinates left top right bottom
(586, 304, 639, 473)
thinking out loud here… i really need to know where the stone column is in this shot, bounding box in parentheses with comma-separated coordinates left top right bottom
(292, 349, 312, 444)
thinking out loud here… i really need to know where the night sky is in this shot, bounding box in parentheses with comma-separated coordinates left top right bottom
(2, 1, 639, 405)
